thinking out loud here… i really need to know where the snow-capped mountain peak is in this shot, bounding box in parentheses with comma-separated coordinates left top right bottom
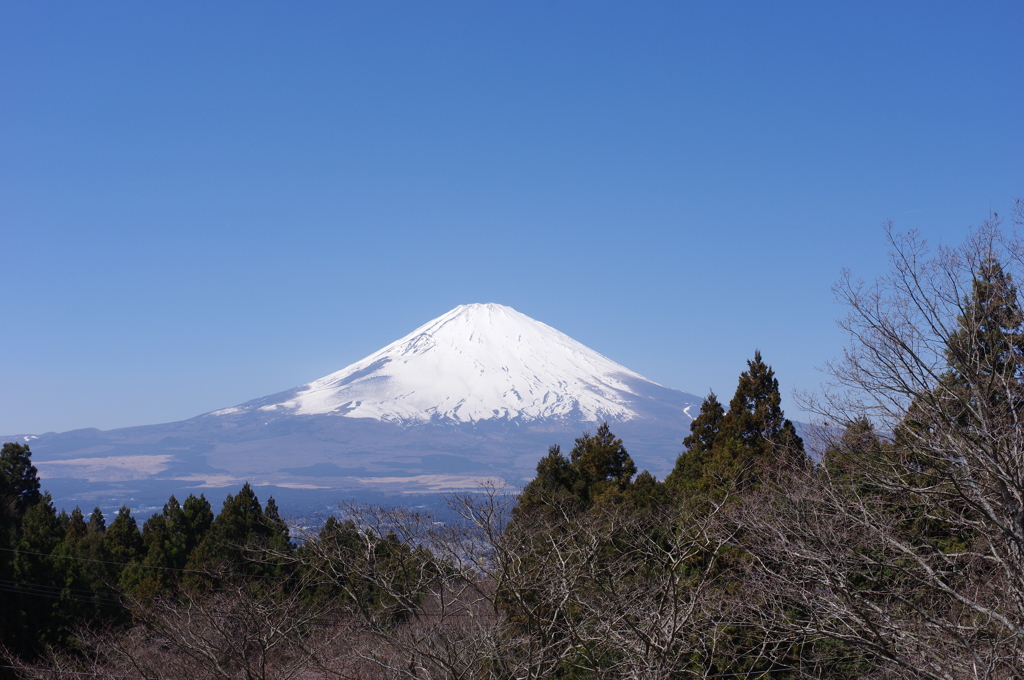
(223, 303, 678, 424)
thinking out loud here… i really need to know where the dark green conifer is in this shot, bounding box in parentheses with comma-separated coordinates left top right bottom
(821, 417, 881, 480)
(185, 483, 288, 580)
(143, 496, 189, 568)
(106, 505, 142, 567)
(665, 391, 723, 495)
(668, 352, 806, 498)
(7, 494, 64, 655)
(56, 506, 118, 625)
(516, 445, 577, 512)
(712, 351, 805, 485)
(210, 483, 267, 545)
(87, 507, 106, 534)
(299, 516, 365, 608)
(569, 422, 637, 503)
(721, 351, 800, 449)
(517, 424, 649, 513)
(947, 257, 1024, 381)
(0, 442, 40, 662)
(64, 507, 87, 545)
(684, 391, 725, 454)
(121, 496, 192, 595)
(623, 469, 670, 509)
(0, 442, 41, 516)
(18, 493, 63, 553)
(181, 493, 214, 554)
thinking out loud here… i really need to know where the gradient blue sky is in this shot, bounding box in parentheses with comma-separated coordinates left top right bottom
(2, 1, 1022, 435)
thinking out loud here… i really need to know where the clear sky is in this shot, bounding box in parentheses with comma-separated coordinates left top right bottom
(2, 1, 1022, 435)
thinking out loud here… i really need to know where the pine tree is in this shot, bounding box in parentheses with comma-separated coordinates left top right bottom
(55, 507, 120, 625)
(939, 257, 1024, 427)
(106, 505, 143, 568)
(623, 469, 670, 509)
(87, 507, 106, 534)
(0, 442, 41, 516)
(185, 483, 285, 581)
(669, 352, 806, 498)
(122, 496, 191, 595)
(948, 257, 1024, 380)
(665, 391, 723, 495)
(143, 496, 189, 568)
(298, 516, 368, 608)
(181, 493, 214, 555)
(7, 494, 64, 656)
(63, 506, 87, 545)
(516, 445, 578, 512)
(0, 442, 40, 667)
(897, 259, 1024, 472)
(569, 422, 637, 503)
(721, 351, 801, 450)
(209, 483, 268, 546)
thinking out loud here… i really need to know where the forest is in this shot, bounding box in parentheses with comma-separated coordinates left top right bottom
(3, 211, 1024, 679)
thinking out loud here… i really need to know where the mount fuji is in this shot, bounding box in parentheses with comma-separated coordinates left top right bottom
(220, 303, 691, 425)
(6, 304, 703, 510)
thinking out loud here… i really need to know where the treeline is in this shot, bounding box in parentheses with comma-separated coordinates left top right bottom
(0, 460, 291, 664)
(3, 213, 1024, 679)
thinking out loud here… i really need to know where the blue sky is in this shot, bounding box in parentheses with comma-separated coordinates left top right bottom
(2, 1, 1022, 434)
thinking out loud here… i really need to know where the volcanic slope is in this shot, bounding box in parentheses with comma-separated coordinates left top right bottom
(10, 304, 702, 507)
(220, 303, 689, 424)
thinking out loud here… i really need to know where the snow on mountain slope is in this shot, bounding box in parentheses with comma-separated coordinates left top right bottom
(218, 303, 680, 424)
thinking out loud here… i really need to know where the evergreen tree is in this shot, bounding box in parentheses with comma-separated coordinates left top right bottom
(6, 494, 65, 657)
(947, 257, 1024, 382)
(87, 507, 106, 534)
(684, 391, 724, 453)
(181, 493, 214, 555)
(821, 417, 881, 480)
(144, 496, 188, 567)
(0, 442, 41, 672)
(105, 505, 143, 571)
(54, 507, 120, 626)
(884, 258, 1024, 559)
(517, 424, 639, 510)
(516, 445, 578, 512)
(720, 351, 802, 455)
(568, 422, 637, 503)
(920, 257, 1024, 433)
(0, 442, 41, 516)
(668, 352, 806, 498)
(63, 506, 87, 545)
(896, 260, 1024, 481)
(208, 483, 268, 547)
(299, 516, 369, 608)
(665, 391, 724, 495)
(622, 469, 670, 509)
(185, 483, 291, 581)
(122, 497, 190, 595)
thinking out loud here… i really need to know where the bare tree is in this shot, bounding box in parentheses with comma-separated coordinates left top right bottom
(284, 482, 774, 680)
(8, 566, 367, 680)
(739, 211, 1024, 679)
